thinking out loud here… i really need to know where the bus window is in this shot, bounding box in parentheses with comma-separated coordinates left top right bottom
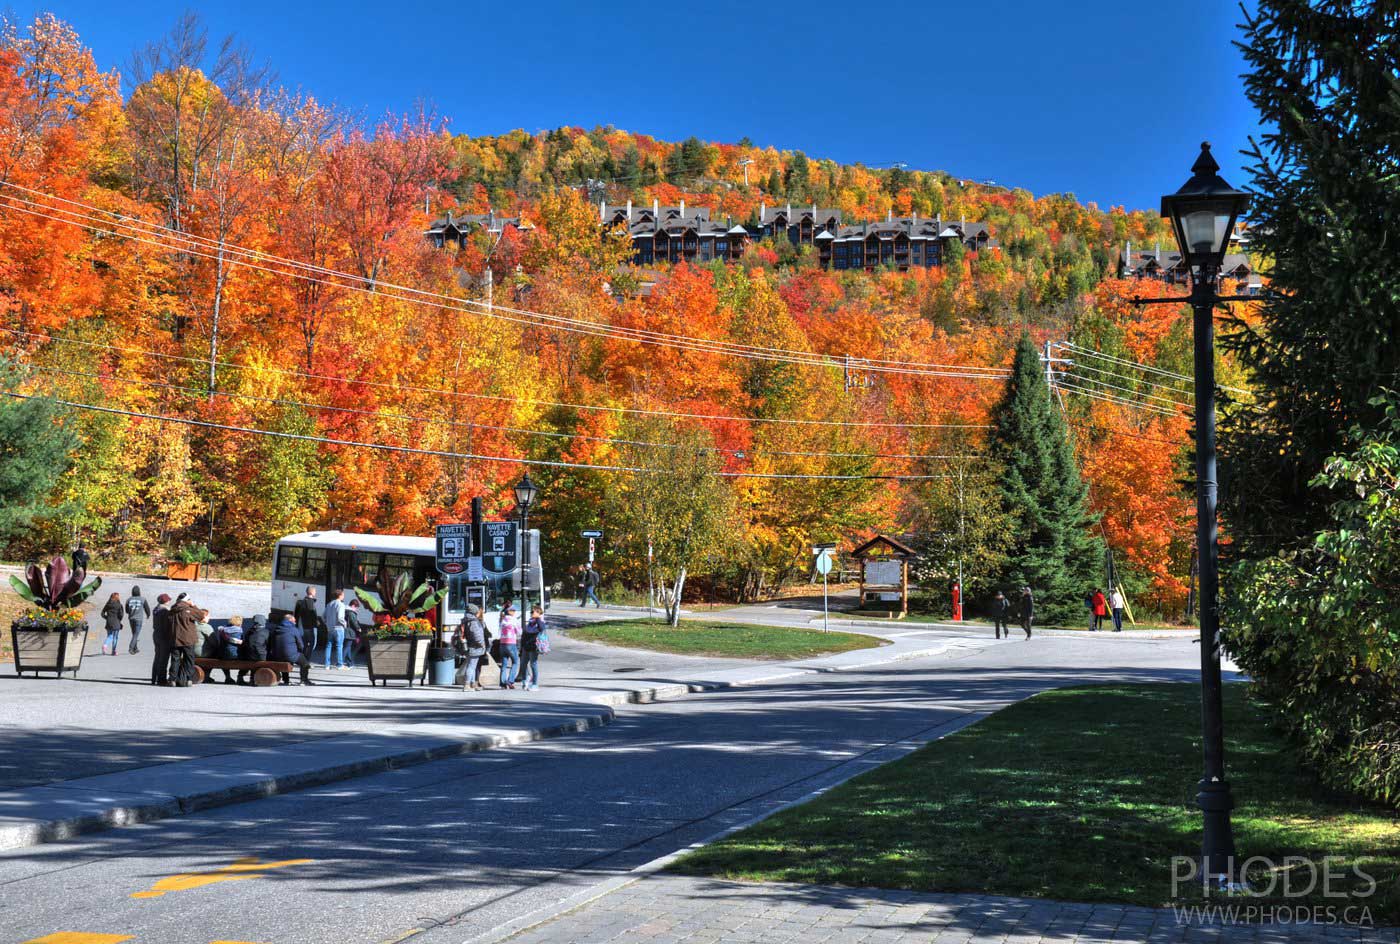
(353, 552, 383, 588)
(304, 547, 328, 582)
(276, 545, 305, 580)
(383, 553, 416, 586)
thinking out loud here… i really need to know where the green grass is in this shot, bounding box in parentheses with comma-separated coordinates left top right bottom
(671, 683, 1400, 921)
(566, 619, 884, 660)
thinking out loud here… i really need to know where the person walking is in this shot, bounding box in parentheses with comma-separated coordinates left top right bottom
(100, 592, 123, 655)
(519, 605, 546, 691)
(497, 604, 521, 689)
(269, 613, 314, 685)
(1019, 586, 1034, 639)
(583, 564, 602, 608)
(168, 594, 202, 687)
(1090, 588, 1109, 633)
(992, 591, 1011, 639)
(150, 593, 173, 685)
(294, 587, 321, 656)
(323, 589, 350, 670)
(125, 586, 151, 654)
(71, 541, 90, 573)
(457, 605, 487, 691)
(1109, 587, 1126, 633)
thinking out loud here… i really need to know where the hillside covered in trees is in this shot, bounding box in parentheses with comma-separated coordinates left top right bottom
(0, 12, 1221, 615)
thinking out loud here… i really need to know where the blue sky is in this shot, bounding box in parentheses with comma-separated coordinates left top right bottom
(21, 0, 1261, 212)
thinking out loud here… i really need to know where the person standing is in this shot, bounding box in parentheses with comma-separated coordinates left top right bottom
(323, 589, 349, 670)
(497, 604, 521, 689)
(1019, 586, 1034, 639)
(1090, 588, 1109, 633)
(150, 593, 173, 685)
(583, 564, 602, 608)
(518, 605, 546, 691)
(168, 595, 202, 687)
(295, 587, 321, 656)
(346, 598, 366, 664)
(125, 586, 151, 654)
(992, 591, 1011, 639)
(71, 541, 90, 573)
(457, 605, 487, 691)
(1109, 587, 1126, 633)
(269, 613, 313, 685)
(100, 592, 123, 656)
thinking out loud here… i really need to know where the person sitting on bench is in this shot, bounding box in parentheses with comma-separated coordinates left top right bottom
(237, 614, 271, 684)
(269, 613, 313, 686)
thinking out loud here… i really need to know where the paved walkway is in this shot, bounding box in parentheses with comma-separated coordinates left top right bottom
(488, 873, 1399, 944)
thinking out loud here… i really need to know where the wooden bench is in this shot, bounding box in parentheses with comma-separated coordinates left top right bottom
(193, 657, 295, 687)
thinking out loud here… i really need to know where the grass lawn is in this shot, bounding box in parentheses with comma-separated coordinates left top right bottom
(671, 683, 1400, 922)
(566, 619, 883, 660)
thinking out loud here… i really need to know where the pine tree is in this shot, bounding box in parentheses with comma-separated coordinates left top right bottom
(0, 364, 75, 545)
(1222, 1, 1400, 558)
(989, 334, 1103, 622)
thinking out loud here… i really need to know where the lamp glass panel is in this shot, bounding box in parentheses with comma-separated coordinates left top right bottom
(1182, 209, 1219, 256)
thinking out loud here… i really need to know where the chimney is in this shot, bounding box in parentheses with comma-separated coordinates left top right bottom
(912, 210, 917, 223)
(680, 199, 686, 216)
(759, 201, 765, 222)
(936, 213, 941, 233)
(599, 199, 606, 222)
(1126, 240, 1132, 270)
(653, 198, 659, 217)
(888, 209, 893, 222)
(626, 198, 632, 222)
(1155, 240, 1161, 262)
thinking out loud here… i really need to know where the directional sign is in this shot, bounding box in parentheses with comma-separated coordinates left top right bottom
(481, 521, 519, 575)
(436, 523, 469, 576)
(580, 529, 603, 539)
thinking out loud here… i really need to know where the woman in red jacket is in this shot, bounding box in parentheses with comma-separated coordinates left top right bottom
(1090, 588, 1109, 632)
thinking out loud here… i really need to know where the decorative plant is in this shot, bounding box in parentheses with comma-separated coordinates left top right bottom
(354, 570, 446, 621)
(366, 616, 434, 640)
(174, 543, 215, 564)
(8, 556, 102, 625)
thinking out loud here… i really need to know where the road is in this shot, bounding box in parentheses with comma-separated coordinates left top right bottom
(0, 632, 1207, 944)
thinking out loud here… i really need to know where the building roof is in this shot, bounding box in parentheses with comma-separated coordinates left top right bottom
(759, 204, 843, 225)
(851, 534, 919, 559)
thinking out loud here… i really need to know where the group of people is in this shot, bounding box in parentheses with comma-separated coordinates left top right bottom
(454, 603, 548, 691)
(991, 587, 1036, 639)
(1085, 587, 1126, 632)
(294, 587, 366, 669)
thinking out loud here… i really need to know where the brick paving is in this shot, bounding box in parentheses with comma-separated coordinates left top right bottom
(504, 874, 1399, 944)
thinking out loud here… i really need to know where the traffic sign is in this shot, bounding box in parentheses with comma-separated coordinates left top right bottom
(436, 523, 469, 576)
(815, 552, 833, 576)
(581, 529, 603, 539)
(481, 521, 519, 575)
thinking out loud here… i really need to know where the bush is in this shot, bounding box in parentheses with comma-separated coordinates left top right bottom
(1224, 397, 1400, 807)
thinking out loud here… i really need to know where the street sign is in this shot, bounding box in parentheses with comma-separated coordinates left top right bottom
(588, 537, 596, 563)
(481, 521, 519, 575)
(580, 529, 603, 539)
(812, 543, 837, 555)
(436, 523, 469, 576)
(814, 552, 833, 576)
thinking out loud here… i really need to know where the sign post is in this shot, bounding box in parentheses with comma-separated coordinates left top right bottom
(435, 523, 469, 576)
(581, 529, 602, 565)
(813, 544, 836, 633)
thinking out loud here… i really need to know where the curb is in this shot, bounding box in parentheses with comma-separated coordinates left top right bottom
(0, 709, 614, 851)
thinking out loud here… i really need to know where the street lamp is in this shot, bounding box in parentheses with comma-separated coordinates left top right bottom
(514, 473, 538, 628)
(1160, 142, 1250, 887)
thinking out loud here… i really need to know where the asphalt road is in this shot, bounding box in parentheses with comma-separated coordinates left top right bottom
(0, 633, 1207, 944)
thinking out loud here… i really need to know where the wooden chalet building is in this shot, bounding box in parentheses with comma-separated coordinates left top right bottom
(424, 210, 526, 250)
(757, 203, 844, 246)
(600, 200, 749, 265)
(826, 215, 996, 272)
(1119, 241, 1258, 293)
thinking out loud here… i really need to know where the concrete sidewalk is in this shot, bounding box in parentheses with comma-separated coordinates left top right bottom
(0, 618, 1002, 851)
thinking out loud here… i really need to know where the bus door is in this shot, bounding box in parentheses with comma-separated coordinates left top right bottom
(328, 549, 355, 599)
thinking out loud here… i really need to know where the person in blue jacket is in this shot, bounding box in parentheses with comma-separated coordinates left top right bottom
(268, 613, 314, 686)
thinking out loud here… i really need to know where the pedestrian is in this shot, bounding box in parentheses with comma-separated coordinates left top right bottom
(100, 592, 123, 655)
(992, 591, 1011, 639)
(238, 614, 270, 684)
(125, 586, 151, 654)
(1090, 588, 1109, 633)
(323, 588, 350, 670)
(168, 595, 202, 687)
(346, 598, 366, 664)
(497, 603, 521, 689)
(457, 605, 487, 691)
(150, 593, 173, 685)
(71, 541, 90, 573)
(576, 565, 589, 607)
(1110, 587, 1126, 633)
(519, 604, 547, 691)
(583, 564, 602, 608)
(269, 613, 314, 685)
(1083, 590, 1096, 630)
(1019, 586, 1034, 639)
(294, 586, 321, 655)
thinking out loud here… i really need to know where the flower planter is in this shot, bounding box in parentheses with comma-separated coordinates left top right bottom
(11, 621, 89, 678)
(365, 635, 431, 687)
(165, 561, 206, 581)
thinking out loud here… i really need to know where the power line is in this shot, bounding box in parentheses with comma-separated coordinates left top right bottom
(3, 327, 989, 431)
(1052, 379, 1181, 416)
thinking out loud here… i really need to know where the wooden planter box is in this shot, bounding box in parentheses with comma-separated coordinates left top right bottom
(165, 561, 207, 581)
(10, 623, 89, 678)
(365, 635, 431, 687)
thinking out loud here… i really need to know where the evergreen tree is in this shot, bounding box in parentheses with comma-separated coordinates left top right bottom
(0, 363, 75, 546)
(1222, 1, 1400, 558)
(989, 334, 1102, 621)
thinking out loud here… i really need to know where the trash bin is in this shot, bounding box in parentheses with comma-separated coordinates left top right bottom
(428, 646, 456, 686)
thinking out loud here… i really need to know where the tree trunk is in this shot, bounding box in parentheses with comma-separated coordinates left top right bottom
(666, 567, 687, 627)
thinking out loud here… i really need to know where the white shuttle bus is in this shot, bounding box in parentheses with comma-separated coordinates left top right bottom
(270, 530, 546, 632)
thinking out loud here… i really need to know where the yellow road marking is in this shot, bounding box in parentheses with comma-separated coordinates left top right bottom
(131, 856, 312, 899)
(22, 935, 134, 943)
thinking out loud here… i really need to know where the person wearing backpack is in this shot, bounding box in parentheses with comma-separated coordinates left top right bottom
(125, 586, 151, 654)
(456, 605, 488, 691)
(518, 605, 547, 692)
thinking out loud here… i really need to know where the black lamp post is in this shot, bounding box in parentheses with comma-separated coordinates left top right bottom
(513, 473, 539, 627)
(1159, 142, 1250, 886)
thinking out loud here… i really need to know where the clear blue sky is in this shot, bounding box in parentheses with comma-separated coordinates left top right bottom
(24, 0, 1261, 213)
